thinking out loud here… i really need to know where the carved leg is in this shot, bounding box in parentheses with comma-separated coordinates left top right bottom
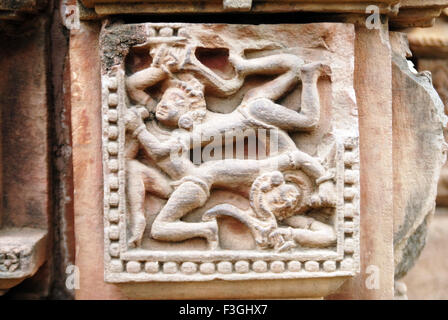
(187, 52, 303, 99)
(203, 203, 277, 249)
(201, 153, 320, 188)
(230, 53, 303, 77)
(288, 150, 326, 179)
(300, 62, 331, 81)
(270, 216, 336, 248)
(299, 62, 328, 123)
(151, 181, 218, 249)
(199, 154, 335, 215)
(126, 67, 167, 109)
(290, 218, 337, 247)
(231, 54, 304, 102)
(127, 160, 173, 248)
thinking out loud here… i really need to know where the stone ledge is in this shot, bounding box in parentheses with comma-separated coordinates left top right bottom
(408, 12, 448, 57)
(82, 0, 399, 13)
(76, 0, 448, 28)
(0, 228, 47, 295)
(88, 0, 401, 19)
(115, 276, 350, 299)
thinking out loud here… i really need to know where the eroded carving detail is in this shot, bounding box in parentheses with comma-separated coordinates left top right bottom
(0, 228, 47, 295)
(101, 22, 360, 282)
(0, 250, 20, 272)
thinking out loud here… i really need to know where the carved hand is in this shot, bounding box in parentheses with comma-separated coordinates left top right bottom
(318, 180, 337, 207)
(124, 107, 145, 133)
(228, 53, 246, 75)
(167, 136, 188, 157)
(268, 227, 294, 242)
(153, 46, 183, 74)
(268, 227, 297, 252)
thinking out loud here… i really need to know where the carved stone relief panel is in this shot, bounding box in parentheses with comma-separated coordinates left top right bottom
(100, 22, 360, 283)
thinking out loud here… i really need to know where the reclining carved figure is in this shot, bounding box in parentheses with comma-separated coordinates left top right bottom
(203, 171, 336, 252)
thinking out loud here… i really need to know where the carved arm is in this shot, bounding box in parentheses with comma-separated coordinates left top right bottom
(272, 215, 336, 248)
(124, 107, 172, 160)
(126, 67, 168, 109)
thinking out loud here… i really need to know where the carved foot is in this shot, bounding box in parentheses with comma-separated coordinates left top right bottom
(128, 216, 146, 248)
(203, 220, 219, 250)
(300, 62, 331, 80)
(201, 213, 220, 249)
(268, 228, 297, 252)
(229, 53, 247, 75)
(312, 180, 337, 208)
(276, 240, 297, 252)
(128, 236, 143, 249)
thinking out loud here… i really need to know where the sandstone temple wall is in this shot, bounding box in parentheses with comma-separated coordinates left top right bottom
(0, 0, 447, 300)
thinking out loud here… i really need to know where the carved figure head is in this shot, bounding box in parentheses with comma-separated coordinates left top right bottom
(155, 77, 206, 129)
(250, 171, 301, 222)
(264, 179, 301, 221)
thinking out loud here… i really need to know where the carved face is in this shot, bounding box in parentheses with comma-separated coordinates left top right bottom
(265, 183, 300, 220)
(155, 88, 189, 127)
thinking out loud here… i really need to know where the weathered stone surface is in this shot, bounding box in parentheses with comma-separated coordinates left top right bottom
(408, 14, 448, 213)
(0, 19, 50, 231)
(328, 22, 395, 300)
(408, 13, 448, 209)
(402, 208, 448, 299)
(391, 32, 447, 280)
(49, 2, 76, 299)
(417, 59, 448, 207)
(70, 21, 125, 299)
(0, 17, 51, 297)
(402, 13, 448, 300)
(418, 60, 448, 116)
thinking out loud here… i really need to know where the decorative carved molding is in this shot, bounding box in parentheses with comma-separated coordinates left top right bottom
(74, 0, 448, 28)
(0, 228, 47, 295)
(223, 0, 252, 11)
(393, 0, 448, 28)
(408, 14, 448, 58)
(100, 22, 360, 292)
(83, 0, 400, 14)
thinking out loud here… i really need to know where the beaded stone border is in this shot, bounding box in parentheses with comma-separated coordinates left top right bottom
(101, 23, 360, 282)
